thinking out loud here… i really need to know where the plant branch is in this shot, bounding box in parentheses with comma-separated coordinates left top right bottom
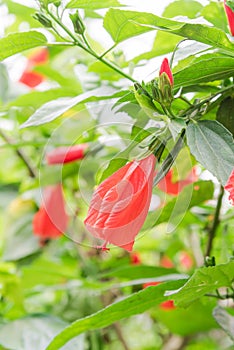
(205, 185, 224, 257)
(0, 129, 37, 178)
(113, 323, 130, 350)
(46, 9, 136, 83)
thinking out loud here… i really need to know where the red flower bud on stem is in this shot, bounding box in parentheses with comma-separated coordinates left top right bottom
(159, 58, 173, 86)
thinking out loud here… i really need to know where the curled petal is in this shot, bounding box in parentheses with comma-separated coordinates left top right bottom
(84, 154, 156, 251)
(224, 0, 234, 36)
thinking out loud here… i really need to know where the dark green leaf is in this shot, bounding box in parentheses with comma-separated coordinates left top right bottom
(217, 97, 234, 136)
(0, 31, 47, 61)
(46, 280, 186, 350)
(186, 120, 234, 185)
(213, 307, 234, 341)
(165, 261, 234, 307)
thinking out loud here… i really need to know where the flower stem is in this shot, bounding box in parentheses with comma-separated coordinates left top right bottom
(205, 185, 224, 257)
(46, 9, 136, 83)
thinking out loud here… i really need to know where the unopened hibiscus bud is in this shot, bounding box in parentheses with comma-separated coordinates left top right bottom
(160, 300, 176, 310)
(159, 58, 173, 86)
(224, 169, 234, 204)
(46, 144, 89, 165)
(158, 58, 174, 106)
(33, 13, 52, 28)
(69, 11, 85, 35)
(84, 154, 156, 251)
(224, 0, 234, 35)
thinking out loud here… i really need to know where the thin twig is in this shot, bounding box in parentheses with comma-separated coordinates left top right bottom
(205, 185, 224, 257)
(113, 323, 130, 350)
(0, 129, 37, 178)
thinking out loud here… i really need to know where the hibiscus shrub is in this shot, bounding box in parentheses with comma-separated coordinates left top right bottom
(0, 1, 234, 349)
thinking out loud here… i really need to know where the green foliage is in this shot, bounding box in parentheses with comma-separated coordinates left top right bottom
(166, 260, 234, 307)
(186, 120, 234, 185)
(0, 1, 234, 349)
(0, 31, 47, 61)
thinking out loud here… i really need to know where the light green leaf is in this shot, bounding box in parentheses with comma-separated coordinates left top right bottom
(165, 261, 234, 307)
(20, 89, 125, 128)
(46, 280, 186, 350)
(0, 315, 85, 350)
(66, 0, 122, 9)
(174, 57, 234, 88)
(103, 9, 234, 53)
(0, 31, 47, 61)
(186, 120, 234, 185)
(213, 307, 234, 341)
(151, 180, 214, 228)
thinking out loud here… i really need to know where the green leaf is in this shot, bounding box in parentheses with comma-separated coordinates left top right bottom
(213, 307, 234, 341)
(152, 180, 214, 228)
(66, 0, 122, 9)
(0, 31, 47, 61)
(165, 260, 234, 307)
(131, 0, 203, 64)
(0, 315, 85, 350)
(103, 9, 234, 53)
(201, 1, 228, 32)
(217, 97, 234, 136)
(46, 280, 186, 350)
(186, 120, 234, 186)
(174, 57, 234, 88)
(20, 89, 125, 128)
(101, 265, 177, 279)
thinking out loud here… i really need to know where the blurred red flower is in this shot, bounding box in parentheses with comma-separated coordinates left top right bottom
(224, 0, 234, 36)
(33, 184, 69, 239)
(84, 154, 156, 251)
(143, 282, 176, 310)
(160, 300, 176, 310)
(130, 252, 141, 265)
(157, 168, 197, 196)
(19, 48, 49, 88)
(46, 144, 89, 165)
(159, 58, 173, 86)
(225, 169, 234, 204)
(179, 251, 193, 270)
(160, 255, 174, 268)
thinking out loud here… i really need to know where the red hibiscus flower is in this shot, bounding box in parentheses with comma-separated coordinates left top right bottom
(157, 168, 197, 196)
(84, 154, 156, 251)
(224, 0, 234, 36)
(33, 184, 69, 239)
(224, 169, 234, 204)
(159, 58, 173, 86)
(19, 48, 49, 88)
(46, 144, 89, 165)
